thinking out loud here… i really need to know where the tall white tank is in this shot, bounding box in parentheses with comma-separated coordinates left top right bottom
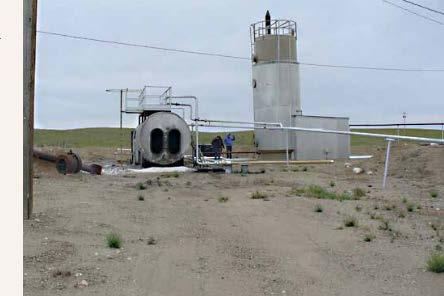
(250, 12, 301, 153)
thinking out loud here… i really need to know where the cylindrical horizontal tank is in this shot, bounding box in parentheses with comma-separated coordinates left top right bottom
(251, 13, 301, 153)
(135, 112, 191, 167)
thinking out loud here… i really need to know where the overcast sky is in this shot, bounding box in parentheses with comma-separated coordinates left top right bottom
(35, 0, 444, 129)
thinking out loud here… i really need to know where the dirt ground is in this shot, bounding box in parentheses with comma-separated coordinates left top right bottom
(25, 143, 444, 295)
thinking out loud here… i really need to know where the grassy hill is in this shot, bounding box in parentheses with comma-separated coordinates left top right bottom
(34, 127, 442, 148)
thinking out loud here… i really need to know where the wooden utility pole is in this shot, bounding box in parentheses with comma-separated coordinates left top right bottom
(24, 0, 38, 219)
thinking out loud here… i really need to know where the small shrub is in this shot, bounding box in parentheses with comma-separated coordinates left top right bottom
(426, 252, 444, 273)
(435, 245, 443, 252)
(417, 204, 422, 210)
(329, 181, 336, 187)
(147, 236, 156, 245)
(136, 182, 146, 190)
(355, 205, 362, 212)
(344, 216, 358, 227)
(352, 188, 366, 199)
(401, 197, 408, 204)
(302, 166, 308, 172)
(430, 191, 438, 198)
(218, 196, 229, 203)
(369, 212, 376, 219)
(251, 191, 268, 200)
(378, 220, 392, 231)
(374, 204, 379, 210)
(138, 195, 145, 201)
(106, 233, 122, 249)
(291, 167, 299, 172)
(384, 204, 395, 211)
(407, 203, 416, 212)
(398, 211, 406, 218)
(430, 223, 438, 231)
(314, 204, 323, 213)
(364, 233, 376, 242)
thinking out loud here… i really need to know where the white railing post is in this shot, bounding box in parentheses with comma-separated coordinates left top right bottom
(382, 138, 395, 189)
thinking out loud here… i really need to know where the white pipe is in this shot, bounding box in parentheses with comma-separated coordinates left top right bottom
(268, 126, 444, 144)
(196, 118, 283, 127)
(169, 96, 200, 164)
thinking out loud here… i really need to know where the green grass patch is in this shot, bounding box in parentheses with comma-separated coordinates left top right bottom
(161, 172, 180, 178)
(106, 233, 122, 249)
(314, 204, 323, 213)
(250, 191, 268, 200)
(407, 203, 416, 212)
(292, 185, 354, 201)
(426, 252, 444, 273)
(352, 188, 366, 199)
(430, 191, 438, 198)
(218, 196, 229, 203)
(364, 233, 376, 242)
(344, 216, 358, 227)
(136, 182, 147, 190)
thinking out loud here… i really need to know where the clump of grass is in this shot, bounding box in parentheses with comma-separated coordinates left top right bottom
(344, 216, 358, 227)
(398, 211, 406, 218)
(291, 167, 299, 172)
(288, 187, 306, 196)
(218, 196, 229, 203)
(355, 205, 362, 212)
(138, 195, 145, 201)
(106, 233, 122, 249)
(401, 197, 408, 204)
(185, 181, 192, 186)
(302, 166, 308, 172)
(364, 233, 376, 242)
(352, 188, 366, 199)
(417, 204, 422, 210)
(369, 212, 377, 219)
(435, 245, 443, 252)
(161, 172, 180, 178)
(136, 182, 146, 190)
(147, 236, 157, 245)
(384, 204, 395, 211)
(430, 223, 438, 231)
(430, 191, 438, 198)
(251, 191, 268, 200)
(426, 252, 444, 273)
(329, 181, 336, 187)
(298, 185, 352, 201)
(374, 204, 379, 210)
(407, 203, 416, 212)
(378, 219, 392, 231)
(314, 204, 323, 213)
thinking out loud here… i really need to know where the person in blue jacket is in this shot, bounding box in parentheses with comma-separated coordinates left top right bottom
(224, 133, 235, 159)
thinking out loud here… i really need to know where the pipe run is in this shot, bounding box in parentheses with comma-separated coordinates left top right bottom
(33, 149, 102, 175)
(267, 126, 444, 144)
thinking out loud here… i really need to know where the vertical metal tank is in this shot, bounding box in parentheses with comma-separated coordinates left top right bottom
(250, 12, 302, 153)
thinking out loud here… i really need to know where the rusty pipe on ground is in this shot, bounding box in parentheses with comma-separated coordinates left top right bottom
(33, 149, 57, 162)
(33, 149, 102, 175)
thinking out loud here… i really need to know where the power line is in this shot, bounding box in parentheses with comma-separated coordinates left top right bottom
(398, 0, 444, 16)
(37, 30, 444, 72)
(37, 30, 249, 61)
(298, 61, 444, 72)
(382, 0, 444, 25)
